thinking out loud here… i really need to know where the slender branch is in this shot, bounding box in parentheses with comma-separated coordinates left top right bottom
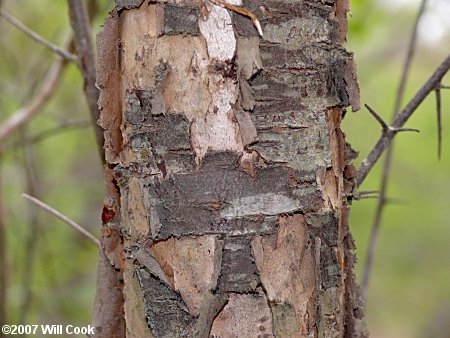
(67, 0, 105, 163)
(355, 190, 380, 200)
(14, 120, 91, 147)
(393, 55, 450, 128)
(356, 195, 379, 200)
(359, 190, 379, 196)
(1, 120, 89, 163)
(360, 0, 428, 302)
(435, 88, 442, 159)
(357, 52, 450, 188)
(0, 9, 77, 62)
(0, 57, 67, 149)
(0, 3, 104, 161)
(22, 193, 100, 249)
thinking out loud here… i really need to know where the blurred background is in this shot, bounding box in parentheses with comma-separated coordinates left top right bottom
(0, 0, 449, 337)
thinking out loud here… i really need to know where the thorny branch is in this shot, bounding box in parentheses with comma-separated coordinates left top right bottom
(22, 193, 100, 249)
(67, 0, 105, 164)
(356, 52, 450, 188)
(364, 104, 420, 134)
(360, 0, 435, 302)
(0, 9, 77, 62)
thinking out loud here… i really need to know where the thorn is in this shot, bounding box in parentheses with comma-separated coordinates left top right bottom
(365, 104, 388, 131)
(365, 104, 419, 134)
(389, 126, 420, 133)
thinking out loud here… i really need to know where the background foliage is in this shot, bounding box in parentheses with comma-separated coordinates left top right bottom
(0, 0, 449, 337)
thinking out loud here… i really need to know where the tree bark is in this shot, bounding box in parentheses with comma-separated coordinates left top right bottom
(92, 0, 367, 337)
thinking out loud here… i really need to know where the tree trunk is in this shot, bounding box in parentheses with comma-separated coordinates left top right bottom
(92, 0, 367, 337)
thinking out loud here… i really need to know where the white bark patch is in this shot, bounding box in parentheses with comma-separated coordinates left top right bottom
(192, 3, 242, 164)
(220, 193, 301, 218)
(210, 0, 243, 5)
(224, 0, 242, 5)
(199, 5, 236, 61)
(191, 80, 243, 164)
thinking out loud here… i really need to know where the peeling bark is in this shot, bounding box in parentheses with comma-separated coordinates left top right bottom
(210, 293, 273, 338)
(253, 214, 318, 336)
(93, 0, 367, 337)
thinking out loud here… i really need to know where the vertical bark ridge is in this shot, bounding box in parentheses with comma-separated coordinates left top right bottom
(93, 1, 367, 337)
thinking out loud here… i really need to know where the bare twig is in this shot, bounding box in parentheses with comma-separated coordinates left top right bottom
(355, 190, 380, 200)
(435, 87, 442, 159)
(0, 2, 104, 159)
(359, 190, 380, 196)
(0, 58, 67, 149)
(356, 195, 379, 200)
(357, 52, 450, 188)
(67, 0, 105, 163)
(360, 0, 428, 302)
(8, 120, 91, 151)
(0, 9, 77, 62)
(22, 193, 100, 249)
(1, 120, 92, 151)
